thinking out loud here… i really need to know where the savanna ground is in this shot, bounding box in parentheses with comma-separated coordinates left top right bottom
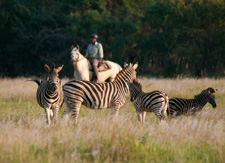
(0, 78, 224, 163)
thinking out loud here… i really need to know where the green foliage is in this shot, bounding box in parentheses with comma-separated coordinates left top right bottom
(0, 0, 225, 77)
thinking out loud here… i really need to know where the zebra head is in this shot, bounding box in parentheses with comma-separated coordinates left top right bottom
(206, 87, 217, 108)
(124, 62, 128, 68)
(71, 45, 81, 64)
(45, 63, 63, 92)
(128, 79, 142, 102)
(125, 63, 138, 82)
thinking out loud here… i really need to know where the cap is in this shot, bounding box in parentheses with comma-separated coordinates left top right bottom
(90, 34, 98, 39)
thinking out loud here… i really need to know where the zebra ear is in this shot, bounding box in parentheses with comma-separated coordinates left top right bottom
(133, 63, 138, 70)
(56, 65, 64, 72)
(45, 64, 51, 73)
(207, 88, 211, 94)
(71, 45, 74, 50)
(124, 62, 128, 68)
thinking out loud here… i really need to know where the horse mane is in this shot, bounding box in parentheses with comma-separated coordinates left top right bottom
(132, 79, 142, 90)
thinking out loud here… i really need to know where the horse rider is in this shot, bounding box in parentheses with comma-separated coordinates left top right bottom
(85, 34, 104, 81)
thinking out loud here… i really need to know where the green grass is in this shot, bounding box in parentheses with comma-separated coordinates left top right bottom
(0, 78, 224, 163)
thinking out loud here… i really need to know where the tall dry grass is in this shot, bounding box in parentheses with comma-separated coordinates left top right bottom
(0, 78, 224, 162)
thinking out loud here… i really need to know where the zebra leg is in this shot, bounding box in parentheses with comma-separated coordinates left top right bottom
(136, 111, 143, 125)
(159, 111, 166, 122)
(50, 109, 53, 121)
(142, 111, 146, 126)
(52, 106, 59, 125)
(110, 106, 120, 120)
(44, 107, 51, 125)
(62, 103, 72, 123)
(71, 102, 82, 124)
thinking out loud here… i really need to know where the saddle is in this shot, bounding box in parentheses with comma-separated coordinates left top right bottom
(98, 61, 111, 72)
(90, 61, 111, 72)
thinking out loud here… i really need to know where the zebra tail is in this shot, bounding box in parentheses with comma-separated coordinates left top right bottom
(163, 94, 170, 120)
(27, 79, 41, 86)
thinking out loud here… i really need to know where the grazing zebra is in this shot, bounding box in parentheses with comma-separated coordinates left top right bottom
(128, 79, 169, 125)
(31, 64, 64, 125)
(62, 63, 138, 124)
(167, 87, 217, 118)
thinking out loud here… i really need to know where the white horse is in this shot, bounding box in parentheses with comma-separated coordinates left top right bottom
(71, 45, 122, 83)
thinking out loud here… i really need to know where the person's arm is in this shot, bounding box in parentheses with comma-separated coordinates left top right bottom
(85, 45, 89, 58)
(98, 44, 103, 58)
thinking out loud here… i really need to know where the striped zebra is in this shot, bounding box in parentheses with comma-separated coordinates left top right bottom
(167, 87, 217, 118)
(31, 64, 64, 125)
(62, 63, 138, 124)
(128, 79, 169, 125)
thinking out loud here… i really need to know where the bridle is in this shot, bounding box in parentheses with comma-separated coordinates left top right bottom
(71, 50, 86, 63)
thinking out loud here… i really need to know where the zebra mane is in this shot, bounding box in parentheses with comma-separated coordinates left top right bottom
(194, 89, 208, 99)
(132, 79, 142, 90)
(115, 64, 131, 79)
(194, 87, 217, 99)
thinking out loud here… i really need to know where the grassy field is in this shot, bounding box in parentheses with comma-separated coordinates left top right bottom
(0, 78, 224, 163)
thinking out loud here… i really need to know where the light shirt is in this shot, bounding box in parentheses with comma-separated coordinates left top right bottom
(86, 42, 103, 58)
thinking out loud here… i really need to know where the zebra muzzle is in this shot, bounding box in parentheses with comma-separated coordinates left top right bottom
(51, 84, 57, 91)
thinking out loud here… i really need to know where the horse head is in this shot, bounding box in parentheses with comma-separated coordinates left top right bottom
(71, 45, 81, 63)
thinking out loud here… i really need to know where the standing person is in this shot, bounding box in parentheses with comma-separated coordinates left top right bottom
(85, 34, 104, 81)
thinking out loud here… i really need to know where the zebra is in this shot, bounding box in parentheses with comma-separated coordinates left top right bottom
(62, 63, 138, 124)
(31, 63, 64, 125)
(167, 87, 217, 118)
(127, 79, 169, 125)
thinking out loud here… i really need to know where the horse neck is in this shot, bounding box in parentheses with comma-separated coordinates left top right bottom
(73, 53, 90, 70)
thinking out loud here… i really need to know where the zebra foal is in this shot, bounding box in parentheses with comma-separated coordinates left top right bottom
(62, 63, 138, 124)
(167, 87, 217, 118)
(128, 79, 169, 125)
(31, 64, 64, 125)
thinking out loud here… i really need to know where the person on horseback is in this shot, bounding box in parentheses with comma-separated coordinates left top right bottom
(85, 34, 104, 81)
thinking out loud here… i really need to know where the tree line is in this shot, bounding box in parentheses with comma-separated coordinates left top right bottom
(0, 0, 225, 78)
